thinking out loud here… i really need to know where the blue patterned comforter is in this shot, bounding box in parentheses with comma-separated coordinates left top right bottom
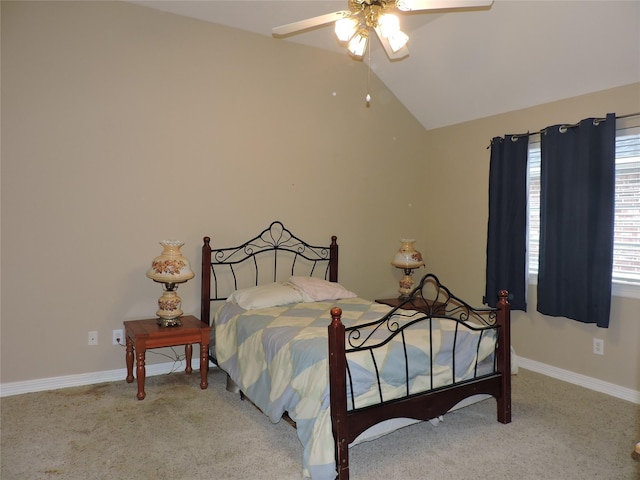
(214, 297, 496, 479)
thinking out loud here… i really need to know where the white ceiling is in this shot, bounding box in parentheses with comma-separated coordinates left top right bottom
(131, 0, 640, 130)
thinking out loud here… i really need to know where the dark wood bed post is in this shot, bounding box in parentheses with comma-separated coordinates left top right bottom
(496, 289, 512, 424)
(328, 307, 349, 480)
(329, 236, 338, 282)
(201, 237, 212, 326)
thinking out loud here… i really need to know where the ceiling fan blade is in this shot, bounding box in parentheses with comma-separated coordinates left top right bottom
(396, 0, 493, 12)
(374, 26, 409, 61)
(272, 11, 352, 37)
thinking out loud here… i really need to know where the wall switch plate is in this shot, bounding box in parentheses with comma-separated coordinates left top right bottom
(88, 331, 98, 346)
(113, 329, 123, 346)
(593, 338, 604, 355)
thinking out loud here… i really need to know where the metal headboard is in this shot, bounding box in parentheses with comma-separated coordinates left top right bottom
(201, 221, 338, 325)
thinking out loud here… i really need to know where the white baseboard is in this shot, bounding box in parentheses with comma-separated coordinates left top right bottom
(2, 357, 638, 405)
(0, 358, 213, 398)
(517, 356, 640, 405)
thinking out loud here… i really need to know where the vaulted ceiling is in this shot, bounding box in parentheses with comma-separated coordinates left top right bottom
(131, 1, 640, 130)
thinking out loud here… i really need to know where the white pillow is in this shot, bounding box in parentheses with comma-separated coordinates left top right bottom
(288, 276, 357, 302)
(227, 282, 306, 310)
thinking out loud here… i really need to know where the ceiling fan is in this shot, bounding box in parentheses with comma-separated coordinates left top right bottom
(272, 0, 494, 60)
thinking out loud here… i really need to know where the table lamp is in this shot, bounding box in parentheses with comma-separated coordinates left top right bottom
(391, 239, 424, 298)
(146, 240, 195, 327)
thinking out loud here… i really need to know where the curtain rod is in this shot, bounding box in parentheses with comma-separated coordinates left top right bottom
(488, 112, 640, 148)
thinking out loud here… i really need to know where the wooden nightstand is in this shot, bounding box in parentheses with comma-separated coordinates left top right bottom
(375, 297, 445, 315)
(124, 315, 210, 400)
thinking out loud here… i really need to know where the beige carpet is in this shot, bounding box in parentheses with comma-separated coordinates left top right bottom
(1, 368, 638, 480)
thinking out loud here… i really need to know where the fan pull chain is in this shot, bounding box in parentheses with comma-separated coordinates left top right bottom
(365, 39, 371, 107)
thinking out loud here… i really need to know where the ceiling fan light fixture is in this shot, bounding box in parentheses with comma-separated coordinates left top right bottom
(388, 30, 409, 52)
(272, 0, 495, 61)
(335, 17, 359, 43)
(347, 29, 369, 57)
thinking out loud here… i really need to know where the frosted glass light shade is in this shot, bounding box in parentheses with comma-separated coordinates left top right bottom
(146, 240, 195, 283)
(391, 239, 424, 268)
(348, 30, 368, 57)
(388, 31, 409, 52)
(379, 14, 400, 37)
(335, 17, 358, 43)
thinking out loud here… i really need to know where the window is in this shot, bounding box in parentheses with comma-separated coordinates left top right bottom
(527, 116, 640, 299)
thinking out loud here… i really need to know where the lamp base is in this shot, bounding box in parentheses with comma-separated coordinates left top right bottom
(155, 287, 183, 327)
(397, 268, 416, 298)
(157, 316, 182, 327)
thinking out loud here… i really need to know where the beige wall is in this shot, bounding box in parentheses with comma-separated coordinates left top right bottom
(423, 83, 640, 392)
(1, 1, 429, 383)
(2, 1, 638, 395)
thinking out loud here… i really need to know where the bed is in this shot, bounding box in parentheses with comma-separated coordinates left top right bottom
(201, 221, 511, 480)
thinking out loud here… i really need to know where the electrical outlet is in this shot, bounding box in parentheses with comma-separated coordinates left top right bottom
(113, 329, 123, 346)
(88, 331, 98, 346)
(593, 338, 604, 355)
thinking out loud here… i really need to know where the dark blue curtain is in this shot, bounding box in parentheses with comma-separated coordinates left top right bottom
(537, 113, 616, 328)
(484, 135, 528, 310)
